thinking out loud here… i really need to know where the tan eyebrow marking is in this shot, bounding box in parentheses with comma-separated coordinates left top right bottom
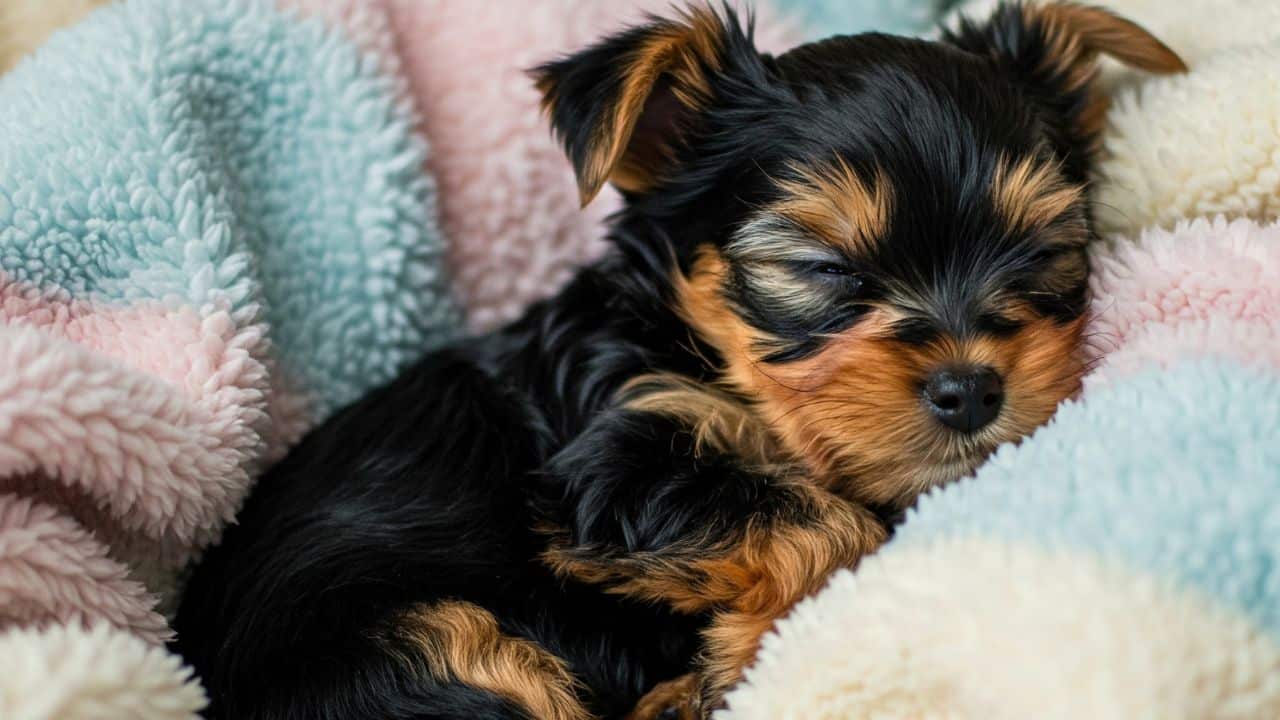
(770, 158, 894, 256)
(991, 155, 1083, 235)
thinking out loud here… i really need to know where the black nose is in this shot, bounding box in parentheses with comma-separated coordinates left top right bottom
(924, 367, 1004, 432)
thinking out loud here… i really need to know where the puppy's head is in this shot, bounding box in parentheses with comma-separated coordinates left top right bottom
(535, 2, 1184, 506)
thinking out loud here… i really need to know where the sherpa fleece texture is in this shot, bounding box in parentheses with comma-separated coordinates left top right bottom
(1085, 217, 1280, 387)
(0, 0, 456, 716)
(0, 623, 205, 720)
(0, 0, 455, 575)
(773, 0, 954, 38)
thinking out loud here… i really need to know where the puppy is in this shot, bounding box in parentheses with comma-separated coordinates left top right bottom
(173, 3, 1184, 719)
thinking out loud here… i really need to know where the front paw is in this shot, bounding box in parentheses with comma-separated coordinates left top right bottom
(542, 410, 768, 553)
(628, 673, 703, 720)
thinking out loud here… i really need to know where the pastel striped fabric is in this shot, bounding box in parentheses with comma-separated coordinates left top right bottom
(0, 0, 457, 715)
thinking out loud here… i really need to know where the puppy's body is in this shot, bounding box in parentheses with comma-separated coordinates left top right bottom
(177, 245, 714, 718)
(174, 5, 1184, 719)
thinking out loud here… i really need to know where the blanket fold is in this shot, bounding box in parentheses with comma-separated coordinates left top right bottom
(0, 0, 458, 715)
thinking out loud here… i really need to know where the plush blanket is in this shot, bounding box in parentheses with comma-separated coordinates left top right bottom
(722, 2, 1280, 717)
(774, 0, 958, 37)
(14, 0, 1256, 717)
(0, 0, 457, 715)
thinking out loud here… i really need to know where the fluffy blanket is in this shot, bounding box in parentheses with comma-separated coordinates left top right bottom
(7, 0, 1263, 717)
(774, 0, 957, 37)
(0, 0, 457, 715)
(722, 2, 1280, 717)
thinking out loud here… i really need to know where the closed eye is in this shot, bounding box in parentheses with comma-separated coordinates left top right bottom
(892, 317, 939, 345)
(976, 312, 1024, 337)
(814, 262, 853, 276)
(804, 262, 867, 296)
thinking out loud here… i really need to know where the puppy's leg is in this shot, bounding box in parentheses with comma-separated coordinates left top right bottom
(539, 397, 887, 717)
(381, 600, 593, 720)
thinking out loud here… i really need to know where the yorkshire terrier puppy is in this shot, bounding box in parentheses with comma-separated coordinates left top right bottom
(173, 3, 1183, 719)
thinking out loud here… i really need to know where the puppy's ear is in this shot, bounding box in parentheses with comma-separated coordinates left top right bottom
(946, 2, 1185, 171)
(533, 6, 756, 206)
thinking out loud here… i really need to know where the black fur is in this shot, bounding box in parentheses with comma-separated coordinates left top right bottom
(173, 4, 1164, 718)
(176, 268, 709, 719)
(944, 2, 1099, 184)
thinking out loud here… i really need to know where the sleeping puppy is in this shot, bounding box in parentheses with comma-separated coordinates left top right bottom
(172, 3, 1184, 718)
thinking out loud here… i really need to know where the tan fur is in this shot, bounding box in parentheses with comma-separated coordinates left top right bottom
(596, 487, 885, 718)
(773, 159, 894, 256)
(669, 248, 766, 387)
(391, 601, 591, 720)
(698, 609, 784, 704)
(1032, 3, 1188, 79)
(700, 497, 886, 699)
(621, 373, 780, 468)
(991, 155, 1084, 235)
(672, 248, 1086, 507)
(543, 481, 884, 613)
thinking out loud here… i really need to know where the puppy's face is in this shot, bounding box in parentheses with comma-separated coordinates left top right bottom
(537, 3, 1183, 506)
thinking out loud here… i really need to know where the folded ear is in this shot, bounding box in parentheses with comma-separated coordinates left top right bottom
(533, 6, 759, 207)
(945, 2, 1186, 175)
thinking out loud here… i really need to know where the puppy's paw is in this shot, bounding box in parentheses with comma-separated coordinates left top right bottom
(627, 673, 702, 720)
